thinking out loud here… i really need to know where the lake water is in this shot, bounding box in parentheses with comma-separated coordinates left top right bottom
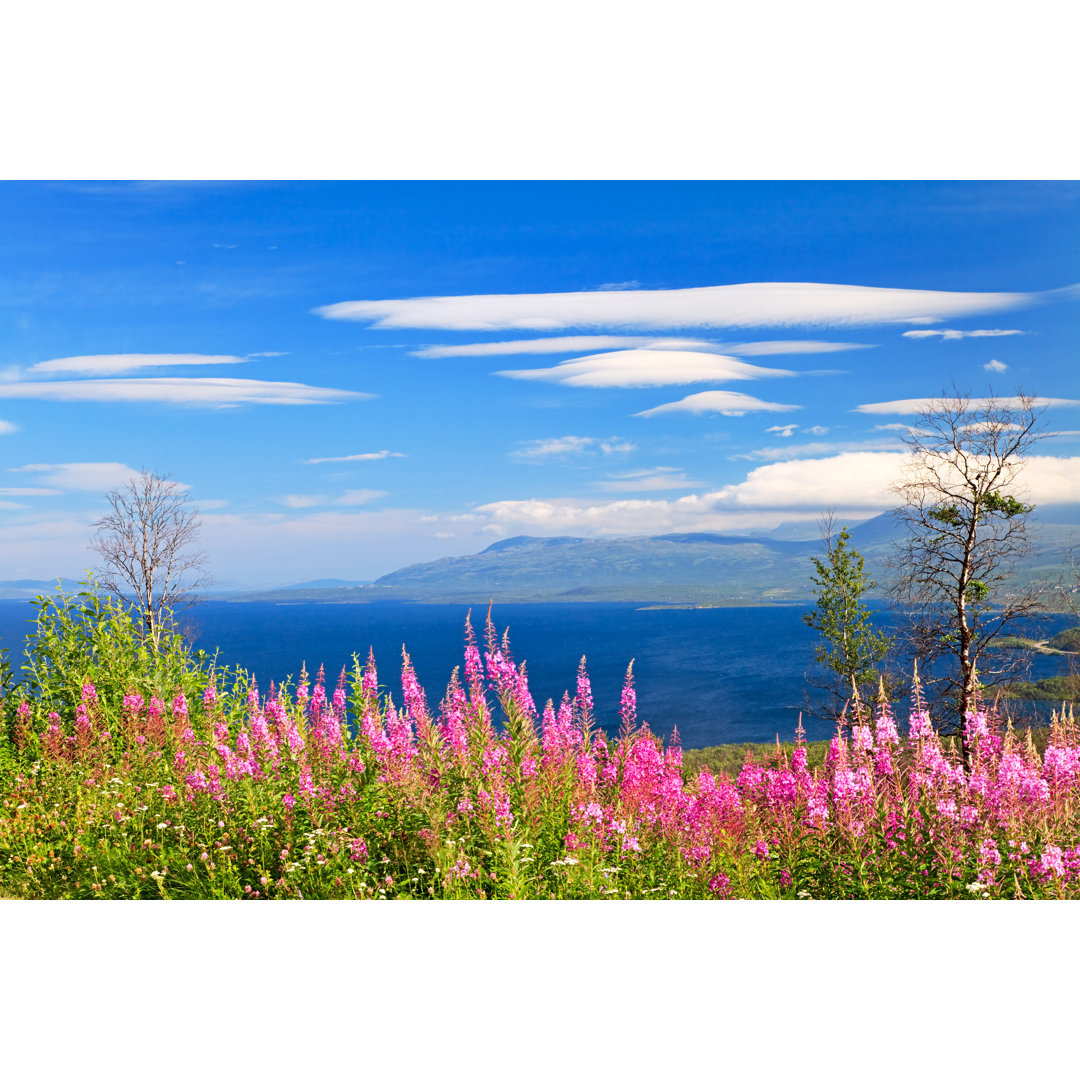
(1, 599, 1074, 747)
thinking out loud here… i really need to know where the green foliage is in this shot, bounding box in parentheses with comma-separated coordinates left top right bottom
(1048, 626, 1080, 653)
(20, 582, 217, 716)
(1006, 675, 1080, 701)
(803, 527, 892, 699)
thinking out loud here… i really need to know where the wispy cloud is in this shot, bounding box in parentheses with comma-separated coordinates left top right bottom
(497, 349, 795, 389)
(734, 439, 902, 461)
(636, 391, 800, 418)
(592, 467, 702, 492)
(0, 486, 61, 497)
(766, 424, 798, 437)
(8, 462, 151, 492)
(984, 359, 1008, 372)
(412, 335, 711, 358)
(279, 494, 325, 509)
(0, 378, 369, 407)
(721, 341, 875, 356)
(25, 354, 251, 377)
(414, 336, 874, 359)
(511, 436, 635, 461)
(336, 489, 387, 506)
(596, 280, 642, 291)
(304, 450, 405, 465)
(279, 489, 387, 509)
(0, 420, 16, 435)
(314, 281, 1066, 332)
(902, 329, 1025, 340)
(855, 395, 1080, 415)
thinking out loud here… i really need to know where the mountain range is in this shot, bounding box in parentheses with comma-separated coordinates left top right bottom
(4, 513, 1075, 606)
(230, 513, 1080, 606)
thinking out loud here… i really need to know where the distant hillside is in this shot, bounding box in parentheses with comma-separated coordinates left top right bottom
(0, 579, 74, 600)
(230, 512, 1080, 606)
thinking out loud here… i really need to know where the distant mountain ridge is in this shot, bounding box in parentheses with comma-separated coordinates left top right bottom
(12, 512, 1076, 607)
(230, 512, 1077, 605)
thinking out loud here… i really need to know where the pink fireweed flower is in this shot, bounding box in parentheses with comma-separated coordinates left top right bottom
(874, 700, 900, 747)
(438, 674, 470, 759)
(792, 714, 809, 774)
(81, 682, 98, 706)
(309, 664, 327, 721)
(852, 725, 873, 753)
(147, 696, 165, 731)
(754, 840, 770, 862)
(42, 712, 63, 758)
(171, 690, 188, 722)
(708, 872, 731, 897)
(619, 661, 637, 736)
(400, 649, 432, 728)
(964, 710, 989, 743)
(574, 656, 594, 731)
(203, 680, 218, 710)
(908, 709, 934, 738)
(349, 838, 369, 863)
(185, 770, 208, 792)
(384, 698, 418, 766)
(979, 838, 1002, 867)
(362, 649, 379, 699)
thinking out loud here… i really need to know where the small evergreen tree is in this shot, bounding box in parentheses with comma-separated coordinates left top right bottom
(803, 514, 891, 712)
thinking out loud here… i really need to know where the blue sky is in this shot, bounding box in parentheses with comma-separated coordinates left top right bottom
(1, 180, 1078, 587)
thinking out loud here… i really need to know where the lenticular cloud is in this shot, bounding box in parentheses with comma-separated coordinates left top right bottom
(496, 349, 796, 388)
(314, 280, 1059, 331)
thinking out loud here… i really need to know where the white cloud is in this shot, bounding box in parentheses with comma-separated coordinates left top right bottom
(248, 351, 290, 358)
(597, 280, 642, 291)
(636, 391, 800, 418)
(0, 378, 369, 407)
(902, 329, 1025, 340)
(592, 467, 702, 492)
(314, 281, 1062, 332)
(25, 354, 250, 377)
(497, 349, 796, 389)
(735, 440, 899, 462)
(511, 435, 635, 461)
(280, 489, 387, 509)
(304, 450, 405, 465)
(0, 486, 61, 496)
(413, 335, 712, 358)
(984, 359, 1008, 373)
(806, 425, 829, 436)
(766, 424, 798, 437)
(472, 451, 1080, 539)
(279, 494, 326, 509)
(7, 462, 148, 492)
(0, 420, 16, 435)
(336, 489, 386, 506)
(721, 341, 875, 356)
(856, 395, 1080, 415)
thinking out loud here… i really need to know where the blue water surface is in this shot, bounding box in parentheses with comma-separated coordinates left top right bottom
(1, 599, 1074, 747)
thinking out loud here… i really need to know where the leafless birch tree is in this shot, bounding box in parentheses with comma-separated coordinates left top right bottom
(888, 389, 1047, 731)
(90, 470, 211, 645)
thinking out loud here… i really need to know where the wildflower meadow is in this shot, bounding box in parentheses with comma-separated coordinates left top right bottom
(1, 589, 1078, 900)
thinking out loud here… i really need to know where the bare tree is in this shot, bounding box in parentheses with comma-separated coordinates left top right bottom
(887, 389, 1047, 731)
(90, 470, 212, 645)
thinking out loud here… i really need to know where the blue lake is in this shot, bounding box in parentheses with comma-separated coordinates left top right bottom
(1, 599, 1074, 747)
